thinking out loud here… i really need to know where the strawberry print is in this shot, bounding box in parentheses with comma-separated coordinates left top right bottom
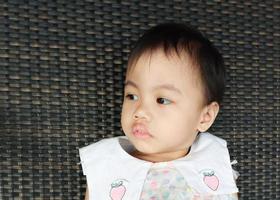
(110, 180, 126, 200)
(202, 170, 219, 191)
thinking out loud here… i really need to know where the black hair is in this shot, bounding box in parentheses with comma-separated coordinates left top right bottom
(127, 23, 225, 105)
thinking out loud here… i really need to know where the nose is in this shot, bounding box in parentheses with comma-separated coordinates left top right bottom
(133, 102, 151, 121)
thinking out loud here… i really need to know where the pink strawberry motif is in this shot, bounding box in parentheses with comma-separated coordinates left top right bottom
(203, 170, 219, 191)
(110, 180, 126, 200)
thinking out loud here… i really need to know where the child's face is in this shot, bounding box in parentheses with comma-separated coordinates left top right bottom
(121, 49, 208, 162)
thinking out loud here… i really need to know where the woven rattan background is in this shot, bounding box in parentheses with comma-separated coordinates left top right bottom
(0, 0, 279, 199)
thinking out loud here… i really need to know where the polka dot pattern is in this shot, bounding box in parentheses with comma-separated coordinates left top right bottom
(139, 164, 238, 200)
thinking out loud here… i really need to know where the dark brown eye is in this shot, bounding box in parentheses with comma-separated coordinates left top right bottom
(156, 98, 171, 105)
(126, 94, 138, 101)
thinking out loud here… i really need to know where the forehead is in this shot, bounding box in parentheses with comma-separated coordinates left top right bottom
(125, 49, 205, 98)
(126, 48, 200, 82)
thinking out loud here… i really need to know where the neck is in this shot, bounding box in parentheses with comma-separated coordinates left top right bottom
(131, 149, 189, 163)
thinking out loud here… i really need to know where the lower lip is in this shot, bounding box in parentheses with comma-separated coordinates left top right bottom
(133, 130, 151, 139)
(132, 126, 152, 139)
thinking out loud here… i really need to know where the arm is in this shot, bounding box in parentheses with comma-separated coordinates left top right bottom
(84, 186, 89, 200)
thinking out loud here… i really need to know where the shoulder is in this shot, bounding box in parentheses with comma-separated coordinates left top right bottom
(79, 136, 125, 175)
(193, 132, 227, 149)
(175, 132, 239, 194)
(80, 137, 119, 153)
(79, 136, 126, 159)
(187, 132, 231, 162)
(79, 136, 124, 165)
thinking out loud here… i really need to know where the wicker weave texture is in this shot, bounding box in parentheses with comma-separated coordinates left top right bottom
(0, 0, 279, 199)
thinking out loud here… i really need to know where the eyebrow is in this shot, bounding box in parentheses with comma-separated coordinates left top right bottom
(125, 80, 182, 95)
(125, 80, 138, 89)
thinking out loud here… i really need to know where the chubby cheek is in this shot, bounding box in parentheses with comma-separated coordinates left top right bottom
(120, 103, 133, 134)
(162, 108, 199, 134)
(160, 118, 198, 148)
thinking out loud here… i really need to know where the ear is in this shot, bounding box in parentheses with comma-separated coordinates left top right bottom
(197, 102, 220, 132)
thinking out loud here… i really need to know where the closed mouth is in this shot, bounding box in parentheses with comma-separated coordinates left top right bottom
(132, 123, 152, 139)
